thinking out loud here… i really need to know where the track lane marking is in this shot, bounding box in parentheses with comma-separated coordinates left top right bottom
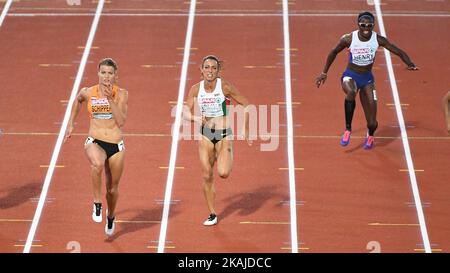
(374, 0, 431, 253)
(279, 167, 304, 171)
(23, 0, 105, 253)
(282, 0, 299, 254)
(0, 0, 12, 27)
(157, 0, 197, 254)
(0, 219, 32, 222)
(368, 223, 419, 226)
(239, 221, 290, 225)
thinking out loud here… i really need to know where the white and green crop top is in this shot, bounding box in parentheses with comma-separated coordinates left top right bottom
(197, 78, 230, 117)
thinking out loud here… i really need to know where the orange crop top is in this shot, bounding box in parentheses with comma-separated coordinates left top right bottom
(87, 85, 118, 119)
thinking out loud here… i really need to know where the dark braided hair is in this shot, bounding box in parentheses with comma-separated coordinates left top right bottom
(358, 11, 375, 22)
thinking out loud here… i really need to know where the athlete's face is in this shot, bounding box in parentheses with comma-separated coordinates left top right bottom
(98, 65, 116, 87)
(201, 59, 219, 82)
(358, 17, 374, 39)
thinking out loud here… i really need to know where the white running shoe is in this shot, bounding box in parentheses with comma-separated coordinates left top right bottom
(92, 203, 102, 223)
(203, 214, 218, 226)
(105, 216, 115, 236)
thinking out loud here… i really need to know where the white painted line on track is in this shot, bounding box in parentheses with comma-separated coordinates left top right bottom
(282, 0, 299, 254)
(157, 0, 196, 254)
(374, 0, 432, 253)
(22, 0, 105, 253)
(0, 0, 13, 27)
(7, 12, 450, 17)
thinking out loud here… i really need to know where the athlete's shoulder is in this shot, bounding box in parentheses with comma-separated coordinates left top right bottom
(341, 32, 353, 39)
(220, 78, 236, 96)
(80, 86, 92, 96)
(76, 87, 90, 102)
(220, 78, 233, 89)
(341, 32, 352, 43)
(189, 82, 201, 94)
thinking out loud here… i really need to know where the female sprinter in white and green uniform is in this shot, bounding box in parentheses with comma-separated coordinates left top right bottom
(184, 55, 252, 226)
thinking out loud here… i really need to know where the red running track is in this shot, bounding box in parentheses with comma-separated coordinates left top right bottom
(0, 0, 448, 253)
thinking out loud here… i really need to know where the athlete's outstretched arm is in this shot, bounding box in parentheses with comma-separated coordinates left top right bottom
(65, 87, 88, 141)
(377, 35, 418, 70)
(316, 34, 351, 88)
(443, 91, 450, 135)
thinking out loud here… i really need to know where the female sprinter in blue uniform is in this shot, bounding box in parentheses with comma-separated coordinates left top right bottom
(316, 11, 418, 149)
(184, 55, 251, 226)
(65, 58, 128, 236)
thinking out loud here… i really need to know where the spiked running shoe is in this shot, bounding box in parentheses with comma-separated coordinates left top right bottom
(203, 214, 218, 226)
(363, 135, 375, 150)
(340, 130, 351, 146)
(92, 203, 102, 223)
(105, 215, 115, 237)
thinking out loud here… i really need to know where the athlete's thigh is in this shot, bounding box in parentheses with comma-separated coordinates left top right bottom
(359, 83, 377, 110)
(341, 76, 358, 95)
(198, 136, 216, 170)
(215, 136, 233, 171)
(85, 142, 107, 166)
(107, 150, 125, 184)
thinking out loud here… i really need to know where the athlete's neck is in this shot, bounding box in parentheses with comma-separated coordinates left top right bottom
(203, 78, 217, 92)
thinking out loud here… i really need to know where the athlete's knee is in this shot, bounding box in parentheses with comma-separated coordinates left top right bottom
(202, 170, 213, 183)
(106, 185, 119, 196)
(346, 90, 357, 101)
(217, 168, 230, 179)
(90, 160, 105, 173)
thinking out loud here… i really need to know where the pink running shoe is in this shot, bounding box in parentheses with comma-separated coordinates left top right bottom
(340, 130, 351, 146)
(363, 135, 375, 150)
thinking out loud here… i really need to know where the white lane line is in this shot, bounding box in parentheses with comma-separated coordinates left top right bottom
(157, 0, 196, 254)
(374, 0, 431, 253)
(282, 0, 299, 254)
(22, 0, 105, 253)
(0, 0, 13, 26)
(7, 12, 450, 17)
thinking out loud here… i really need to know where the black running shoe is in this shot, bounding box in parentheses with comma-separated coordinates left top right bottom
(92, 203, 102, 223)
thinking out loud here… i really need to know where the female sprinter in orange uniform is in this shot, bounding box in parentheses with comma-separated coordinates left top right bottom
(65, 58, 128, 236)
(184, 55, 251, 226)
(316, 11, 418, 149)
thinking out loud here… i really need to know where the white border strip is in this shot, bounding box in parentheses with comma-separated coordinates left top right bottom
(23, 0, 105, 253)
(157, 0, 196, 254)
(0, 0, 13, 26)
(374, 0, 431, 253)
(7, 12, 450, 17)
(282, 0, 299, 253)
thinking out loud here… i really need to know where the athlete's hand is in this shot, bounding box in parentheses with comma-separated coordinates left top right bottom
(104, 84, 113, 100)
(243, 128, 253, 146)
(64, 124, 74, 142)
(315, 72, 327, 88)
(193, 115, 206, 125)
(407, 63, 419, 71)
